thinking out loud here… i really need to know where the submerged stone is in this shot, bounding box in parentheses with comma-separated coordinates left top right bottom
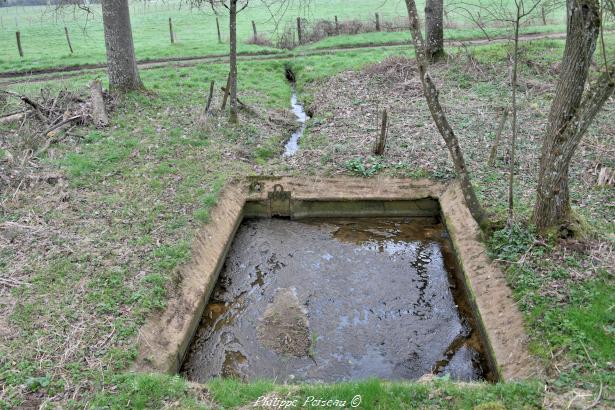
(257, 287, 311, 357)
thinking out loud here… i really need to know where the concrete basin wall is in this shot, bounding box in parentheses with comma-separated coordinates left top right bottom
(134, 177, 539, 381)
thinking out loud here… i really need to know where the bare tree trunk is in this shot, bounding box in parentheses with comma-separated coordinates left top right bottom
(425, 0, 444, 60)
(405, 0, 487, 228)
(533, 0, 613, 232)
(101, 0, 143, 92)
(229, 0, 238, 124)
(90, 80, 109, 127)
(0, 112, 25, 124)
(534, 68, 614, 231)
(216, 17, 222, 43)
(541, 6, 547, 24)
(508, 13, 521, 225)
(487, 107, 509, 167)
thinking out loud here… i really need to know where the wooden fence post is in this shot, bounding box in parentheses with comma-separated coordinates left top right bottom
(205, 80, 215, 113)
(216, 17, 222, 43)
(487, 107, 509, 167)
(16, 31, 23, 57)
(199, 80, 216, 125)
(252, 20, 257, 41)
(169, 17, 175, 43)
(375, 12, 380, 31)
(221, 72, 231, 110)
(374, 108, 388, 155)
(64, 26, 74, 54)
(541, 7, 547, 25)
(296, 17, 302, 44)
(334, 15, 339, 34)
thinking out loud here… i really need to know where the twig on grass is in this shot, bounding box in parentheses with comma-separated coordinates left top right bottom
(580, 340, 596, 368)
(34, 124, 78, 159)
(0, 276, 30, 288)
(583, 382, 603, 410)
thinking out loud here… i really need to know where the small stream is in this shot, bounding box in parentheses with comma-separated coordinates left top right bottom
(283, 86, 308, 157)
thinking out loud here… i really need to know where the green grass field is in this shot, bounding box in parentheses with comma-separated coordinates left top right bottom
(0, 0, 568, 72)
(1, 0, 613, 407)
(1, 35, 614, 407)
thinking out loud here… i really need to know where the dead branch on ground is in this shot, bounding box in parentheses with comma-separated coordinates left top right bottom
(0, 83, 114, 190)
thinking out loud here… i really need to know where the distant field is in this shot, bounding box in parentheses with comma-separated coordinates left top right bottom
(0, 0, 567, 73)
(298, 24, 569, 51)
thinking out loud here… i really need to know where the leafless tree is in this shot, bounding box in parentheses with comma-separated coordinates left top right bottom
(101, 0, 143, 91)
(425, 0, 445, 60)
(404, 0, 488, 229)
(198, 0, 250, 124)
(504, 0, 543, 226)
(448, 0, 545, 225)
(54, 0, 143, 92)
(189, 0, 307, 124)
(533, 0, 614, 233)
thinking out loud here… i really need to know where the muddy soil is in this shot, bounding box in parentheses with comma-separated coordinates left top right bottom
(181, 217, 489, 383)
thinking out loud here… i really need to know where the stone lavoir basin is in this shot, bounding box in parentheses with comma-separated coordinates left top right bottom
(135, 177, 538, 385)
(181, 217, 490, 383)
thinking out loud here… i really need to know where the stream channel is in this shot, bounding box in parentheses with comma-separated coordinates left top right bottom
(283, 86, 308, 156)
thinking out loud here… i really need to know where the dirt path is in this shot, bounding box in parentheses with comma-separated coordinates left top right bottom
(0, 32, 567, 87)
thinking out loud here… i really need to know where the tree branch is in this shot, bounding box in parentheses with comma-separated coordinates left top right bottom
(404, 0, 488, 227)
